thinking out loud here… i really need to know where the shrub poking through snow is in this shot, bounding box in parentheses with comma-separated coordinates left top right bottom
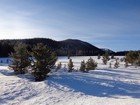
(56, 62, 62, 71)
(86, 57, 97, 71)
(111, 54, 115, 59)
(63, 64, 67, 71)
(109, 62, 112, 68)
(9, 43, 30, 74)
(31, 43, 57, 81)
(68, 59, 74, 72)
(80, 60, 86, 72)
(98, 54, 101, 59)
(114, 59, 119, 69)
(125, 61, 129, 68)
(125, 51, 140, 66)
(136, 53, 140, 66)
(102, 52, 110, 65)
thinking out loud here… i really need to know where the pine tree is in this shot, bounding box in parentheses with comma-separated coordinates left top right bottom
(67, 59, 74, 72)
(9, 43, 30, 74)
(102, 52, 110, 65)
(136, 53, 140, 66)
(125, 51, 139, 66)
(125, 61, 128, 68)
(114, 59, 119, 69)
(63, 64, 67, 71)
(111, 54, 115, 59)
(55, 62, 62, 71)
(98, 54, 101, 59)
(109, 62, 112, 68)
(31, 43, 57, 81)
(80, 60, 86, 72)
(86, 57, 97, 72)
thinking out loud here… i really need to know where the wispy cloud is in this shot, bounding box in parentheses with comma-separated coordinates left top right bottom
(0, 0, 140, 51)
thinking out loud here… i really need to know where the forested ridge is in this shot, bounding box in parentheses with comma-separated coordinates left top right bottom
(0, 38, 104, 57)
(0, 38, 139, 57)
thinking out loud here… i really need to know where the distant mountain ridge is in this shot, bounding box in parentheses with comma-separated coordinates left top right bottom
(100, 48, 115, 54)
(0, 38, 105, 57)
(0, 38, 139, 57)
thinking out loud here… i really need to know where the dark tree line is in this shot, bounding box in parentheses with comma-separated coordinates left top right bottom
(0, 38, 105, 57)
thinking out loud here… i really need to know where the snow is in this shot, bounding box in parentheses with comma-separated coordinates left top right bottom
(0, 56, 140, 105)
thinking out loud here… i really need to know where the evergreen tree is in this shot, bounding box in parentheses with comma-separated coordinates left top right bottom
(102, 52, 110, 65)
(109, 62, 112, 68)
(55, 62, 62, 71)
(136, 53, 140, 66)
(80, 60, 86, 72)
(125, 61, 129, 68)
(125, 51, 139, 66)
(98, 54, 101, 59)
(9, 43, 30, 74)
(63, 64, 67, 71)
(67, 59, 74, 72)
(120, 58, 124, 62)
(114, 59, 119, 69)
(86, 57, 97, 72)
(111, 54, 115, 59)
(31, 43, 57, 81)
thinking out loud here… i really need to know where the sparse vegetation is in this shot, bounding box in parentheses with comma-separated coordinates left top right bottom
(109, 62, 112, 68)
(86, 57, 97, 72)
(102, 52, 110, 65)
(98, 54, 101, 59)
(114, 59, 119, 69)
(56, 62, 62, 71)
(125, 51, 140, 66)
(80, 60, 86, 72)
(111, 54, 115, 59)
(67, 59, 74, 72)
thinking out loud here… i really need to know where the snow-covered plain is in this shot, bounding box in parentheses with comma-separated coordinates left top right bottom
(0, 56, 140, 105)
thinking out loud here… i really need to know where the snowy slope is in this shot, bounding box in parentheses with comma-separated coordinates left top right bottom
(0, 56, 140, 105)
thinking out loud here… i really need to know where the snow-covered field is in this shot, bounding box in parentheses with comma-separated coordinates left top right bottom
(0, 56, 140, 105)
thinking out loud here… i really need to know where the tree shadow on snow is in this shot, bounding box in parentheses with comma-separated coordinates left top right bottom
(0, 69, 14, 76)
(46, 71, 140, 99)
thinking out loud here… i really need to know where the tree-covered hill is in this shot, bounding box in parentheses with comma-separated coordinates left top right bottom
(0, 38, 104, 57)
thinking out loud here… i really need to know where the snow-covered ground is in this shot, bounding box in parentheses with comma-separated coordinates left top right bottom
(0, 56, 140, 105)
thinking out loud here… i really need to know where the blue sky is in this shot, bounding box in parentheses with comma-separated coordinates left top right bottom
(0, 0, 140, 51)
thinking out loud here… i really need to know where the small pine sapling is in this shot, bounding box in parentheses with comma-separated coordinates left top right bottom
(125, 61, 129, 68)
(102, 52, 110, 65)
(98, 54, 101, 59)
(114, 59, 119, 69)
(80, 60, 86, 72)
(111, 54, 115, 59)
(86, 57, 97, 72)
(67, 59, 74, 72)
(55, 62, 62, 71)
(109, 62, 112, 68)
(63, 64, 67, 71)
